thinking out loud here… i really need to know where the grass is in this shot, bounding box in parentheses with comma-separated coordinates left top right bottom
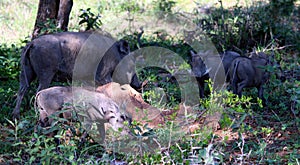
(0, 0, 37, 43)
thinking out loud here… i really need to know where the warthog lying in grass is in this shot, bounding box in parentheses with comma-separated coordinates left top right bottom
(96, 82, 165, 128)
(35, 86, 129, 142)
(229, 52, 285, 103)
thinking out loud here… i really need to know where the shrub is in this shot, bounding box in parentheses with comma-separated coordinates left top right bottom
(194, 0, 299, 53)
(79, 8, 102, 31)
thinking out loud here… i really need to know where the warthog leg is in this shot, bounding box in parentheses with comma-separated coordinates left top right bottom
(257, 85, 266, 104)
(36, 71, 56, 92)
(237, 80, 248, 98)
(13, 67, 36, 119)
(13, 86, 28, 119)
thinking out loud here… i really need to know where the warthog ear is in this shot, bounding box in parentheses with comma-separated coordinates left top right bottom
(119, 40, 130, 55)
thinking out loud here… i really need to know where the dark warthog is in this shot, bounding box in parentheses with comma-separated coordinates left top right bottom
(35, 86, 129, 142)
(13, 31, 141, 119)
(190, 50, 210, 98)
(229, 52, 285, 103)
(190, 50, 240, 98)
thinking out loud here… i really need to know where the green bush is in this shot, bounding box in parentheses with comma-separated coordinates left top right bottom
(79, 8, 102, 31)
(153, 0, 176, 13)
(0, 43, 22, 80)
(194, 0, 299, 52)
(38, 18, 64, 36)
(0, 43, 23, 120)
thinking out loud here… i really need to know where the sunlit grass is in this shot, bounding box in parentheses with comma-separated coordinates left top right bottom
(0, 0, 269, 44)
(0, 0, 37, 43)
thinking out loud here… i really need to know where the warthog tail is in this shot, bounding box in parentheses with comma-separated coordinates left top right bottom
(21, 43, 33, 87)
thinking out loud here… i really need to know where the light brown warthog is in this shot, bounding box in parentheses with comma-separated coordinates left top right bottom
(35, 86, 129, 142)
(96, 82, 165, 128)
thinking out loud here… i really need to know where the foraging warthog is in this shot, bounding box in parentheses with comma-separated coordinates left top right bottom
(36, 86, 129, 142)
(96, 82, 165, 128)
(191, 50, 240, 97)
(229, 52, 284, 102)
(13, 31, 141, 119)
(190, 50, 241, 98)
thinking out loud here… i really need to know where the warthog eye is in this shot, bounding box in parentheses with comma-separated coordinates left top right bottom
(44, 117, 49, 123)
(40, 117, 49, 127)
(121, 115, 126, 121)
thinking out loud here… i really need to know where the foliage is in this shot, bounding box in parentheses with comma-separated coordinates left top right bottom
(79, 8, 102, 31)
(0, 43, 23, 121)
(0, 43, 22, 80)
(125, 32, 194, 108)
(119, 0, 140, 13)
(0, 0, 38, 44)
(0, 113, 112, 164)
(194, 0, 300, 52)
(153, 0, 176, 13)
(139, 66, 181, 108)
(38, 18, 64, 36)
(97, 0, 141, 14)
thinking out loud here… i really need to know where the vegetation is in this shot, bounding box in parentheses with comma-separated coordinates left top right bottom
(0, 0, 299, 164)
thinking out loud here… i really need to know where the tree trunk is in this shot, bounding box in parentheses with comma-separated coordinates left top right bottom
(57, 0, 73, 31)
(32, 0, 73, 39)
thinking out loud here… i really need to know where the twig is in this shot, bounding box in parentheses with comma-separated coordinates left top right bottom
(263, 45, 293, 52)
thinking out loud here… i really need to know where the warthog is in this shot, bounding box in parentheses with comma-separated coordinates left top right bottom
(229, 52, 285, 103)
(35, 86, 129, 142)
(190, 50, 240, 97)
(13, 31, 141, 119)
(96, 82, 165, 128)
(190, 50, 210, 98)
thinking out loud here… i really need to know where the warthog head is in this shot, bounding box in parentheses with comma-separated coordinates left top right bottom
(190, 50, 211, 98)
